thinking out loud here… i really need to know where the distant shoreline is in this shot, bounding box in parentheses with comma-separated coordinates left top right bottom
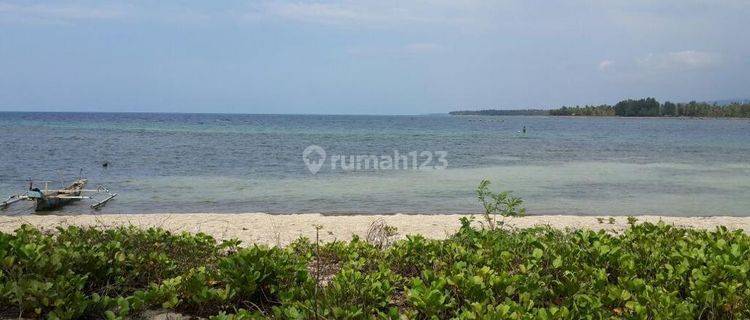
(450, 113, 750, 119)
(450, 112, 750, 118)
(451, 97, 750, 118)
(3, 213, 749, 246)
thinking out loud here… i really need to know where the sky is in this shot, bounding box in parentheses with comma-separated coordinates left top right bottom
(0, 1, 748, 114)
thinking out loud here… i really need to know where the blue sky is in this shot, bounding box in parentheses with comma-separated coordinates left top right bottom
(0, 1, 748, 114)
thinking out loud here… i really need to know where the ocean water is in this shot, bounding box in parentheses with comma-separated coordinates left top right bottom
(1, 112, 749, 216)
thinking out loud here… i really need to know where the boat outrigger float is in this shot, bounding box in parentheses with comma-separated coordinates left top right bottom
(2, 177, 117, 212)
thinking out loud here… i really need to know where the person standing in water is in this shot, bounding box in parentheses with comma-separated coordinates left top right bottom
(522, 126, 526, 134)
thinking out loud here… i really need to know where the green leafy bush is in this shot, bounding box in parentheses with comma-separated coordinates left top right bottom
(2, 220, 750, 319)
(476, 179, 525, 229)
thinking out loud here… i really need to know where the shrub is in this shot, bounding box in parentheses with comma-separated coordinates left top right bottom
(475, 179, 525, 229)
(2, 221, 750, 319)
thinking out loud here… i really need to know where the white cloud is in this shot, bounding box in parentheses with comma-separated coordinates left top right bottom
(0, 2, 125, 23)
(666, 50, 720, 68)
(249, 1, 489, 30)
(598, 60, 614, 71)
(266, 3, 365, 24)
(257, 2, 418, 26)
(637, 50, 721, 71)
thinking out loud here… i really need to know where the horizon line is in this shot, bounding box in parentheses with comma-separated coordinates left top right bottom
(0, 109, 448, 116)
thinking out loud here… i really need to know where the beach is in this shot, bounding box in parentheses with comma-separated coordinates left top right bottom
(3, 213, 749, 246)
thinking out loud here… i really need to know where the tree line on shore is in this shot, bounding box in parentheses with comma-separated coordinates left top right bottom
(451, 98, 750, 117)
(551, 98, 750, 117)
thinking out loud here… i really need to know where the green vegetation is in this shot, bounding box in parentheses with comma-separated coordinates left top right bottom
(476, 179, 525, 230)
(3, 222, 750, 318)
(549, 98, 750, 117)
(548, 105, 615, 116)
(450, 98, 750, 118)
(2, 182, 750, 319)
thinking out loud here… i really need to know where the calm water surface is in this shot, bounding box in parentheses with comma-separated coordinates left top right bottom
(1, 112, 748, 215)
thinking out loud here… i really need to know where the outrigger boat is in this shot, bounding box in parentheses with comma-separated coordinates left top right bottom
(2, 176, 117, 212)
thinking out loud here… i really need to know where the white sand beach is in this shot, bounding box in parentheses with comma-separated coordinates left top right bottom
(2, 213, 750, 246)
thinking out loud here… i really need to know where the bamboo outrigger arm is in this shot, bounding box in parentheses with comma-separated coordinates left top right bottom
(1, 195, 28, 210)
(91, 193, 118, 210)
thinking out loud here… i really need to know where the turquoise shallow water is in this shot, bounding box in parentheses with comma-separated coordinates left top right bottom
(0, 112, 748, 215)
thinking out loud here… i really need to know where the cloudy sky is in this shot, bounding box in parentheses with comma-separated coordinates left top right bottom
(0, 1, 748, 114)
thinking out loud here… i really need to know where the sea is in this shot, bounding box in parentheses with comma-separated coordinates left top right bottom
(1, 112, 749, 216)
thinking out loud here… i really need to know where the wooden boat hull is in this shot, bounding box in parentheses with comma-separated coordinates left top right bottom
(34, 196, 82, 211)
(32, 179, 87, 212)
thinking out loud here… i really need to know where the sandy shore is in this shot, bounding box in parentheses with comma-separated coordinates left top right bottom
(2, 213, 749, 246)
